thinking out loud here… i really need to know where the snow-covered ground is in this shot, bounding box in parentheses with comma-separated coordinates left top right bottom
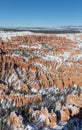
(0, 31, 33, 41)
(56, 33, 82, 40)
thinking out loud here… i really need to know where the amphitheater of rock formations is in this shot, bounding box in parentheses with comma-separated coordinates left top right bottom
(0, 33, 82, 130)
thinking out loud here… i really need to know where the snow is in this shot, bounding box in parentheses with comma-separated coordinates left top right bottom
(8, 73, 17, 83)
(66, 62, 73, 67)
(57, 33, 81, 40)
(17, 80, 21, 90)
(25, 125, 34, 130)
(35, 62, 47, 71)
(77, 42, 82, 48)
(53, 121, 68, 130)
(0, 31, 33, 41)
(42, 55, 62, 63)
(62, 52, 71, 61)
(39, 114, 46, 122)
(12, 53, 20, 57)
(31, 88, 38, 94)
(56, 34, 75, 41)
(74, 54, 82, 60)
(68, 105, 79, 114)
(22, 56, 28, 62)
(20, 44, 42, 49)
(53, 125, 64, 130)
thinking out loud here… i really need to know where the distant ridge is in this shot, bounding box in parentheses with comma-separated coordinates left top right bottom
(0, 26, 82, 34)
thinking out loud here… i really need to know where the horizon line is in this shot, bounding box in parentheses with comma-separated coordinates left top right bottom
(0, 25, 82, 28)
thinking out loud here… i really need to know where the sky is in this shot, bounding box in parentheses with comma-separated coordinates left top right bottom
(0, 0, 82, 27)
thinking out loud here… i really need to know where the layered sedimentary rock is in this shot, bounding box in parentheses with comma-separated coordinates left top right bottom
(0, 33, 82, 130)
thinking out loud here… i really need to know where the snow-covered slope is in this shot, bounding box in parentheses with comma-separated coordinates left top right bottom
(0, 31, 33, 41)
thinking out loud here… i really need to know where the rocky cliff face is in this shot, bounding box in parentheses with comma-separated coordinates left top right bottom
(0, 33, 82, 130)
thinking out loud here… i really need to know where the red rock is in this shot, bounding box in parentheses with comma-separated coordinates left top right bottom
(0, 34, 82, 128)
(66, 94, 81, 107)
(60, 107, 70, 121)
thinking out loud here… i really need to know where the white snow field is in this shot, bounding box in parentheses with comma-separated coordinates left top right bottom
(0, 31, 33, 41)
